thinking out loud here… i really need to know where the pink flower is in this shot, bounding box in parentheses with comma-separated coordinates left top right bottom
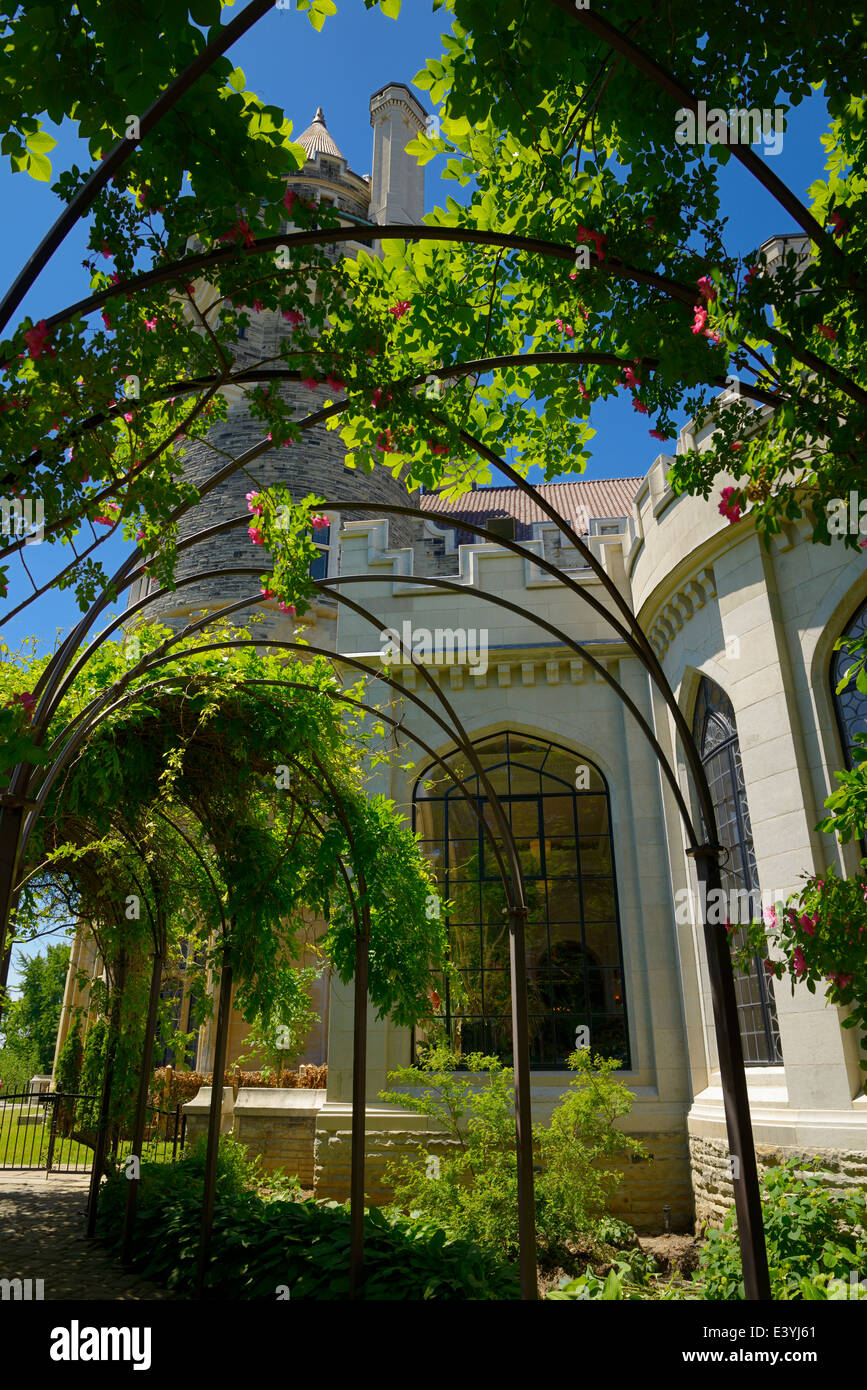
(388, 300, 411, 319)
(100, 242, 113, 259)
(829, 209, 848, 238)
(144, 316, 157, 331)
(283, 309, 304, 326)
(828, 971, 853, 990)
(246, 492, 263, 515)
(569, 271, 578, 281)
(311, 515, 329, 529)
(102, 311, 112, 331)
(622, 365, 641, 390)
(632, 398, 648, 414)
(429, 989, 441, 1011)
(284, 188, 298, 215)
(763, 905, 777, 928)
(730, 441, 743, 451)
(375, 429, 394, 453)
(253, 300, 264, 313)
(555, 318, 574, 337)
(24, 320, 54, 360)
(248, 527, 265, 546)
(718, 486, 741, 524)
(697, 275, 717, 302)
(278, 601, 296, 616)
(575, 225, 606, 261)
(649, 429, 669, 441)
(707, 332, 722, 345)
(12, 691, 37, 712)
(578, 381, 590, 401)
(428, 441, 450, 456)
(817, 324, 837, 341)
(301, 376, 319, 390)
(792, 946, 808, 978)
(219, 217, 254, 249)
(692, 304, 708, 335)
(123, 411, 133, 423)
(260, 586, 277, 600)
(744, 264, 760, 285)
(325, 374, 344, 392)
(799, 913, 818, 936)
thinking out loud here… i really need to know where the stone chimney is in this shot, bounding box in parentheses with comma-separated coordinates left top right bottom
(368, 81, 427, 228)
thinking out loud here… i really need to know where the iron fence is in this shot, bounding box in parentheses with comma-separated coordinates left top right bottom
(0, 1090, 186, 1171)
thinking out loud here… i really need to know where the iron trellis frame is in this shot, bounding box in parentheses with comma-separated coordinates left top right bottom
(4, 566, 543, 1294)
(1, 472, 774, 1299)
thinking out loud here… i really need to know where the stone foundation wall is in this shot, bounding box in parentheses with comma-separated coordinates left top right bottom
(235, 1112, 317, 1185)
(313, 1125, 694, 1234)
(313, 1129, 457, 1204)
(603, 1131, 694, 1234)
(690, 1134, 867, 1228)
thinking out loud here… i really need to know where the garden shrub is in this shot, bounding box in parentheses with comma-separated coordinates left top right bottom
(150, 1064, 328, 1110)
(699, 1159, 867, 1299)
(97, 1134, 515, 1300)
(379, 1043, 644, 1265)
(54, 1021, 84, 1134)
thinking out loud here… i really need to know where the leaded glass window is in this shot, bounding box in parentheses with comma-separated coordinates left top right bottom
(693, 677, 783, 1065)
(413, 732, 629, 1069)
(832, 598, 867, 857)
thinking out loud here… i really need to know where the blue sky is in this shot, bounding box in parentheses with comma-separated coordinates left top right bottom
(0, 3, 834, 990)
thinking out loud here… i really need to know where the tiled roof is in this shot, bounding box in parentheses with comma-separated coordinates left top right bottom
(418, 478, 643, 535)
(297, 107, 345, 161)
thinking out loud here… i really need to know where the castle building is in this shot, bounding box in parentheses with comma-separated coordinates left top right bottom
(57, 91, 867, 1229)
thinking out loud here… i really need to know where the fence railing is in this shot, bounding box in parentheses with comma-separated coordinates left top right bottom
(0, 1090, 186, 1171)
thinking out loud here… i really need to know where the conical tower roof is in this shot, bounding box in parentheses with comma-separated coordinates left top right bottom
(296, 107, 345, 161)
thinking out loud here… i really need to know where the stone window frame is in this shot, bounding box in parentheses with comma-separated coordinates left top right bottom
(309, 512, 339, 583)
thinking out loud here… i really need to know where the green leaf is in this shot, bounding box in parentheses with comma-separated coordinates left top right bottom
(26, 152, 52, 182)
(25, 130, 57, 155)
(379, 0, 401, 15)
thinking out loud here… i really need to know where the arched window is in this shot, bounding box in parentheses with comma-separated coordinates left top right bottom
(413, 732, 629, 1069)
(692, 678, 782, 1065)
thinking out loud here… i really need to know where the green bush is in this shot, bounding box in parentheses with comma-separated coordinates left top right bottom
(54, 1022, 84, 1134)
(379, 1043, 644, 1265)
(96, 1134, 516, 1300)
(699, 1159, 867, 1300)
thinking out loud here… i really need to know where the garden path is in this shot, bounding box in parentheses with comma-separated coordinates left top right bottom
(0, 1171, 177, 1300)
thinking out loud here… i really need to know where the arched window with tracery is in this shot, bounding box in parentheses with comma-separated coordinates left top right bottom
(692, 677, 783, 1065)
(831, 598, 867, 855)
(412, 732, 629, 1069)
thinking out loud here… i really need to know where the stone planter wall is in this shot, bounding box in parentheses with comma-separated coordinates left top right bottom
(232, 1089, 327, 1185)
(689, 1134, 867, 1228)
